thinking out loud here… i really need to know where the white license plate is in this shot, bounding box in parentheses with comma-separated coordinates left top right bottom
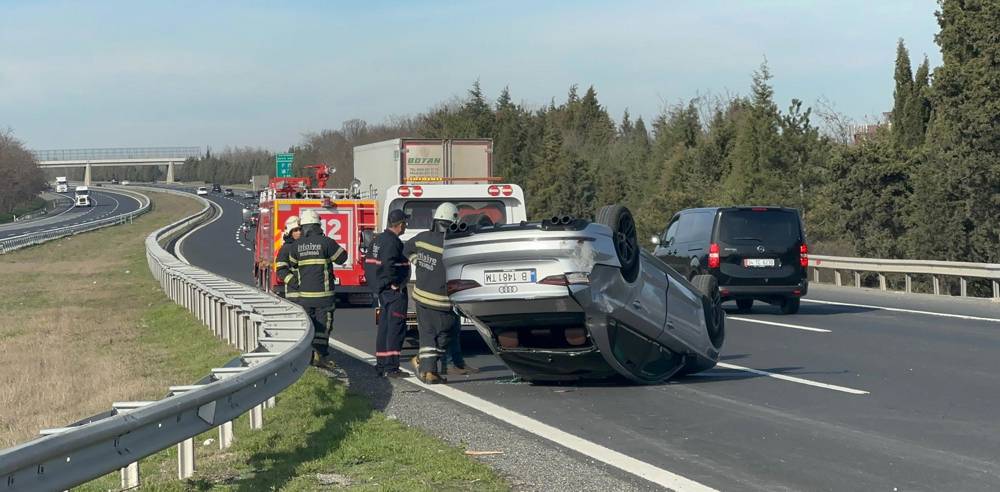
(743, 258, 776, 267)
(484, 269, 536, 284)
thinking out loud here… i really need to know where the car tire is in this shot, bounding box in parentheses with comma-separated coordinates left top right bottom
(780, 297, 800, 315)
(736, 299, 753, 313)
(596, 204, 640, 283)
(691, 274, 725, 348)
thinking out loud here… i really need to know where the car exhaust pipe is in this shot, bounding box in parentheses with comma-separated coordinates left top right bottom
(550, 216, 561, 224)
(560, 215, 573, 225)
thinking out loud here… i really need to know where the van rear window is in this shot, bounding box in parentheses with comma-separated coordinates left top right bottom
(718, 210, 801, 246)
(398, 200, 506, 229)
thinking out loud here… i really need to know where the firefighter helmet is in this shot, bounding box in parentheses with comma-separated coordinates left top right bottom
(433, 202, 459, 224)
(284, 215, 300, 234)
(300, 209, 321, 225)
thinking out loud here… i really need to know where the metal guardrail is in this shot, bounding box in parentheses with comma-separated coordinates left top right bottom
(809, 254, 1000, 299)
(0, 187, 313, 490)
(0, 188, 152, 255)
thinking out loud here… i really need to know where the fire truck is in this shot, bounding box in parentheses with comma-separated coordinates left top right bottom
(251, 165, 377, 305)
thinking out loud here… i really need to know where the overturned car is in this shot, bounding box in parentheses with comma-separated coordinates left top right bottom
(443, 205, 725, 384)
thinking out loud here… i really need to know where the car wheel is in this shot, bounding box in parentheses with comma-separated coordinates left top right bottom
(736, 299, 753, 313)
(596, 204, 640, 282)
(780, 297, 800, 315)
(691, 274, 725, 348)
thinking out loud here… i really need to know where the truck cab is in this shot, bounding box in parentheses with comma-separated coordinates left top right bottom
(74, 186, 91, 207)
(55, 177, 69, 193)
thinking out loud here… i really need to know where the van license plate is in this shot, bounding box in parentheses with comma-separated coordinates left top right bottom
(743, 258, 776, 267)
(485, 269, 536, 284)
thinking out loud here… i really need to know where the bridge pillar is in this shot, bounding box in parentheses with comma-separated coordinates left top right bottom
(84, 163, 92, 186)
(166, 161, 175, 183)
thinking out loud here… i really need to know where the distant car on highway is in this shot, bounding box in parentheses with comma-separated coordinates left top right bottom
(443, 205, 725, 384)
(196, 187, 209, 196)
(652, 206, 808, 314)
(223, 188, 234, 197)
(121, 180, 130, 186)
(242, 190, 257, 200)
(211, 183, 222, 193)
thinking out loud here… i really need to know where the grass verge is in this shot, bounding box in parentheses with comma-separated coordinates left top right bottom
(0, 190, 507, 491)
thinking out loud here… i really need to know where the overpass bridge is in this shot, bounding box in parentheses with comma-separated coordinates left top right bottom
(33, 146, 201, 185)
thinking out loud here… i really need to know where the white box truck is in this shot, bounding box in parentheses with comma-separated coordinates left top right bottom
(353, 138, 527, 335)
(74, 186, 91, 207)
(55, 177, 69, 193)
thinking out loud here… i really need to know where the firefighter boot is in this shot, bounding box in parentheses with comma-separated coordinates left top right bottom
(411, 355, 420, 374)
(420, 372, 446, 384)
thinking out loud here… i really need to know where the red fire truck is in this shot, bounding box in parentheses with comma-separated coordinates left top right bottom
(251, 165, 377, 305)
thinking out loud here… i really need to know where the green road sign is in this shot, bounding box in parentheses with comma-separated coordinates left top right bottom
(276, 153, 294, 177)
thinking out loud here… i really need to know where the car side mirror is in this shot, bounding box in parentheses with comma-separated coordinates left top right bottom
(650, 236, 660, 246)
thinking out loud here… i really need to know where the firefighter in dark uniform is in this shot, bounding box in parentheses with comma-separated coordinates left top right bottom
(367, 209, 411, 378)
(273, 215, 302, 299)
(403, 203, 459, 384)
(276, 209, 347, 370)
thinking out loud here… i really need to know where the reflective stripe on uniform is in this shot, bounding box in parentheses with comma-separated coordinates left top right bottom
(330, 247, 346, 262)
(412, 288, 451, 309)
(274, 261, 289, 268)
(375, 350, 401, 356)
(415, 241, 444, 254)
(299, 290, 335, 298)
(284, 274, 294, 284)
(289, 256, 298, 264)
(298, 258, 331, 266)
(365, 258, 382, 264)
(413, 286, 449, 301)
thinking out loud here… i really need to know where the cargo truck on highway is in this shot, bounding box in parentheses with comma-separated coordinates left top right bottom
(74, 186, 91, 207)
(352, 138, 528, 334)
(55, 177, 69, 193)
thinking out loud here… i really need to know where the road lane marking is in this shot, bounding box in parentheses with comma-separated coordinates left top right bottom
(803, 298, 1000, 323)
(727, 316, 831, 333)
(329, 339, 718, 492)
(712, 362, 869, 395)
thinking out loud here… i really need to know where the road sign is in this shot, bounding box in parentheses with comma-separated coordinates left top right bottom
(276, 153, 294, 177)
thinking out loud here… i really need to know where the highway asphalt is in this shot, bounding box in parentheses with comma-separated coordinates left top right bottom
(0, 189, 144, 240)
(178, 186, 1000, 491)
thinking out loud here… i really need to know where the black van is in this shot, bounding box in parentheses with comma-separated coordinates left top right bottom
(652, 207, 808, 314)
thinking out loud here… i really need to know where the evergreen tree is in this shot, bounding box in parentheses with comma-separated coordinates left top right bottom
(891, 39, 915, 147)
(906, 0, 1000, 263)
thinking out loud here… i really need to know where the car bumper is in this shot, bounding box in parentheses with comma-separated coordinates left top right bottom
(720, 280, 808, 300)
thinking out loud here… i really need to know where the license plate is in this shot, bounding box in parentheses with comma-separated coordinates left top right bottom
(743, 258, 776, 267)
(484, 269, 536, 284)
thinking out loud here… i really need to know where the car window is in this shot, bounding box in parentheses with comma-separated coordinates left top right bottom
(663, 217, 680, 243)
(396, 200, 507, 229)
(718, 210, 801, 247)
(676, 212, 713, 243)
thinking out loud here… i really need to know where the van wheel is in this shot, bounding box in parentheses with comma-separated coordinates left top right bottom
(691, 274, 725, 349)
(596, 205, 640, 282)
(780, 297, 800, 315)
(736, 299, 753, 313)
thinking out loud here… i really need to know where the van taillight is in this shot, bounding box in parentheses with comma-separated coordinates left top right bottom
(708, 243, 720, 269)
(487, 185, 500, 196)
(800, 243, 809, 268)
(500, 184, 513, 196)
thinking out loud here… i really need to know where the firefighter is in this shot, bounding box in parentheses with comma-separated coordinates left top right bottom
(367, 209, 410, 378)
(403, 203, 458, 384)
(277, 209, 347, 370)
(273, 215, 302, 299)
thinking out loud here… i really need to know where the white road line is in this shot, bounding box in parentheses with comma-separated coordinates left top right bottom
(712, 362, 869, 395)
(328, 340, 718, 492)
(727, 316, 831, 333)
(803, 298, 1000, 323)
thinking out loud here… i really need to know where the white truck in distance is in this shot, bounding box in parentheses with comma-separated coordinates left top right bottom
(353, 138, 527, 331)
(55, 177, 69, 193)
(74, 186, 91, 207)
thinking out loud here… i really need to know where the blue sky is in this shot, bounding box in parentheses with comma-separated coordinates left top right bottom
(0, 1, 941, 151)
